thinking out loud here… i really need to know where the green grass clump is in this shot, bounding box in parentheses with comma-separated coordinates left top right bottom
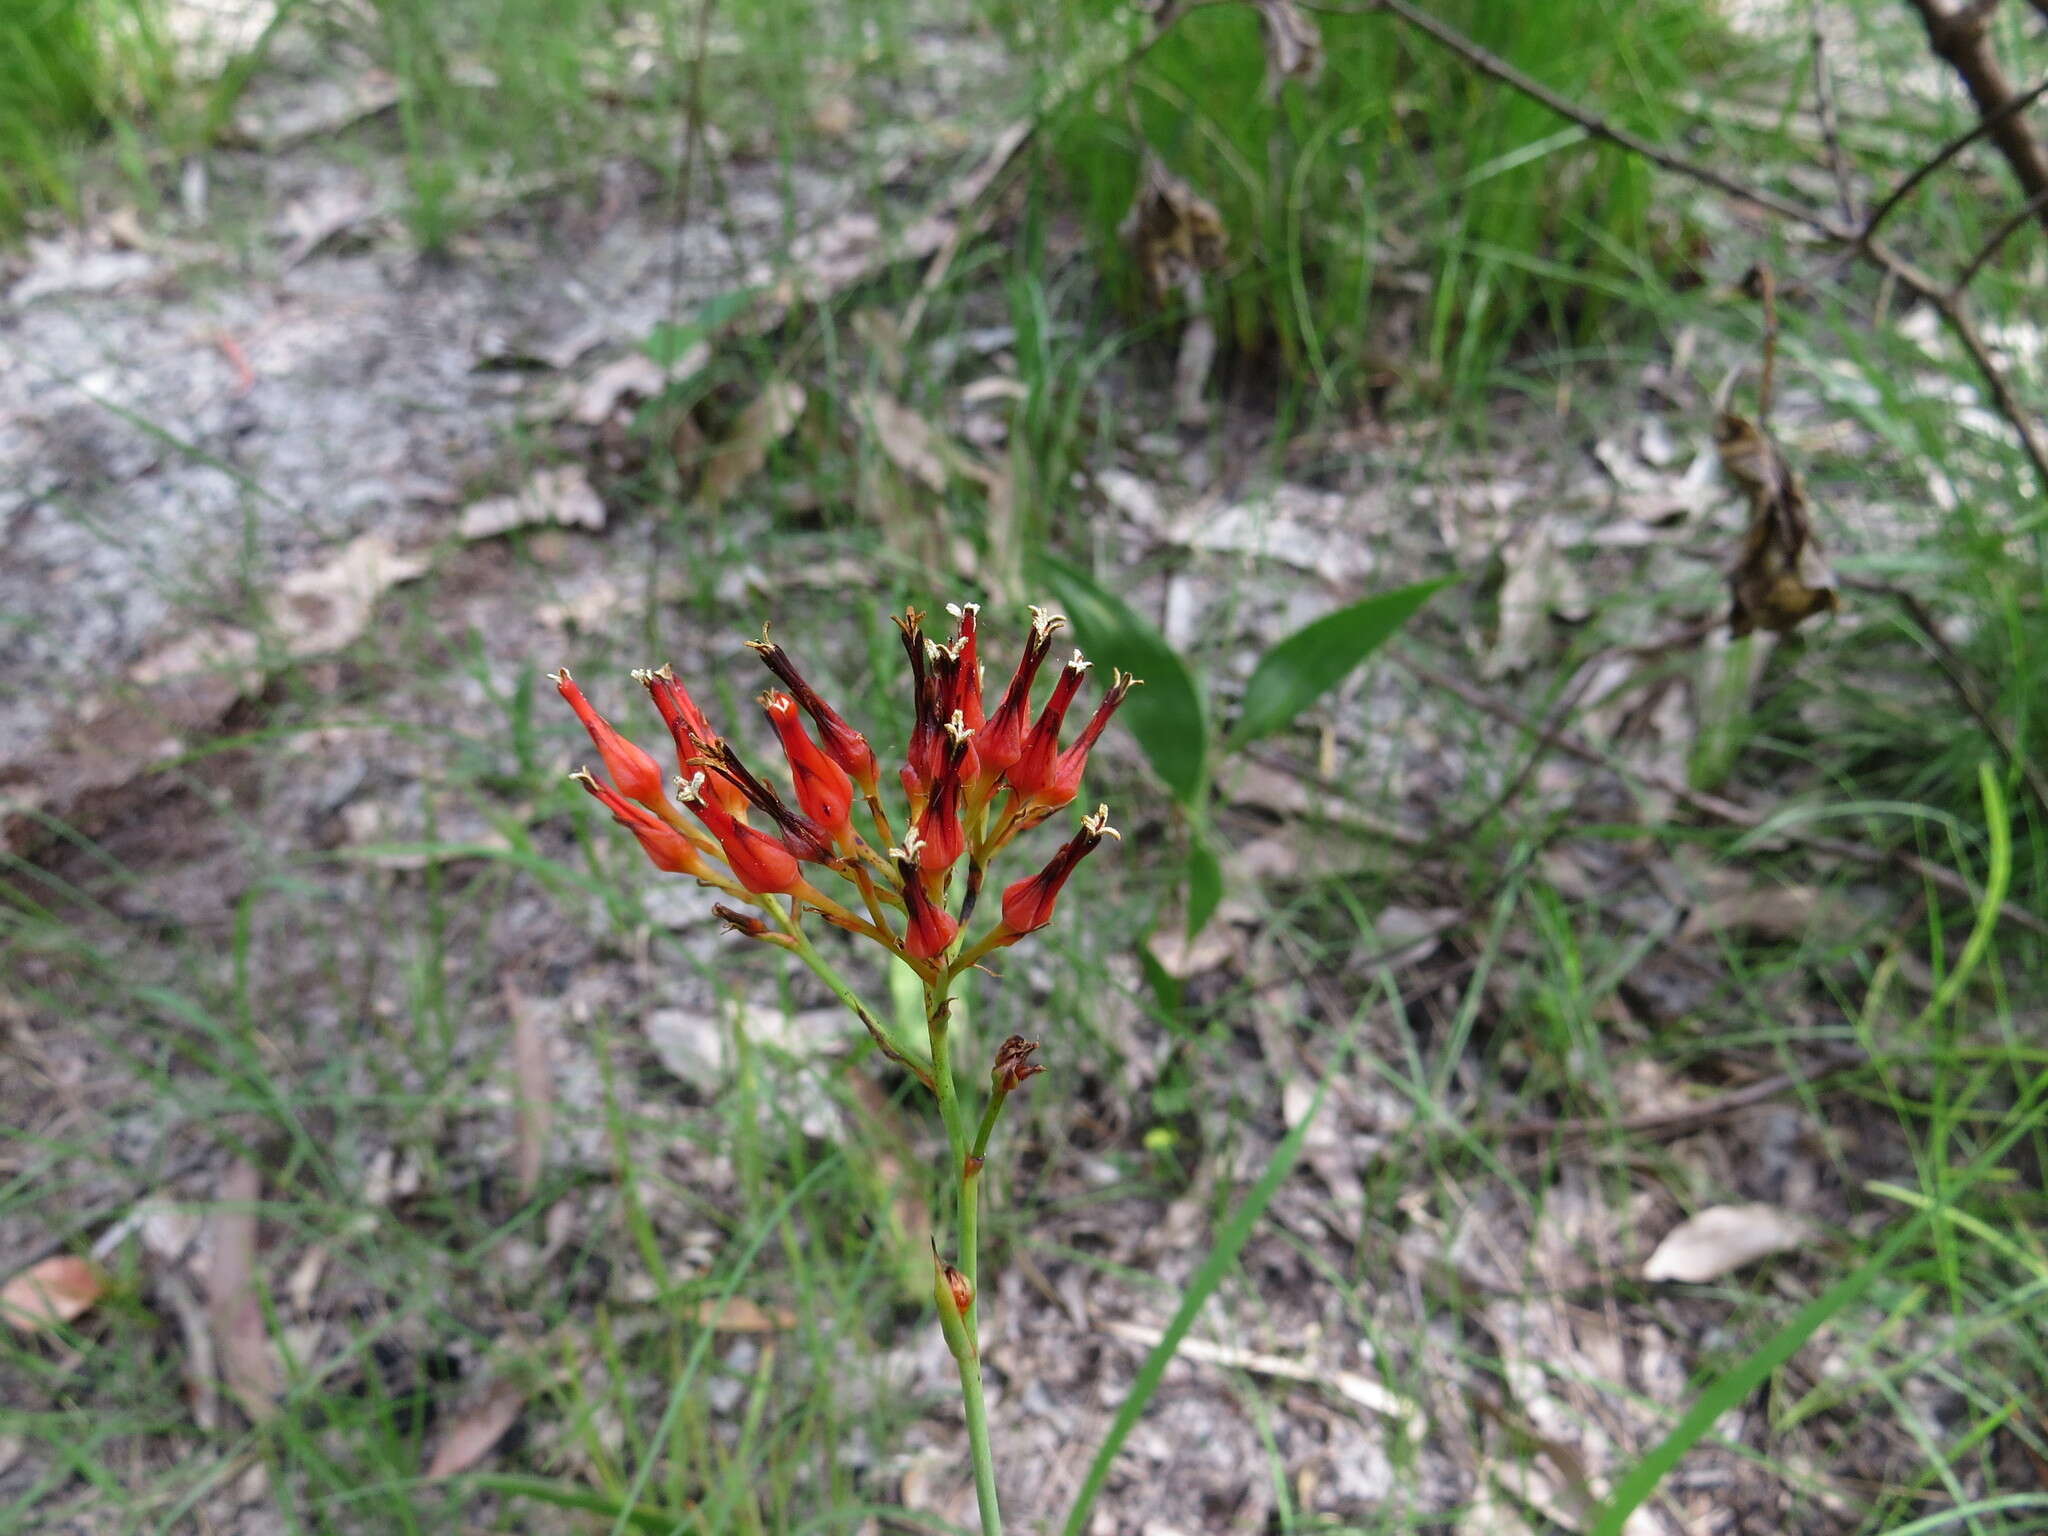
(0, 0, 104, 227)
(1028, 0, 1723, 402)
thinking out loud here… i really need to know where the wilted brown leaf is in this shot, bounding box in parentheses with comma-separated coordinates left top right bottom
(207, 1159, 280, 1423)
(1122, 157, 1227, 304)
(1643, 1202, 1811, 1283)
(1253, 0, 1324, 98)
(699, 381, 807, 506)
(1716, 413, 1838, 636)
(424, 1378, 527, 1478)
(0, 1256, 105, 1334)
(689, 1296, 798, 1331)
(860, 392, 951, 492)
(458, 465, 606, 541)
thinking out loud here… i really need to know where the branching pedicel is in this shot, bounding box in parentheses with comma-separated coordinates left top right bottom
(553, 604, 1138, 1536)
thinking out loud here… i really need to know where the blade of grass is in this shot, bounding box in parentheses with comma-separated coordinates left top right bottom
(1058, 1005, 1366, 1536)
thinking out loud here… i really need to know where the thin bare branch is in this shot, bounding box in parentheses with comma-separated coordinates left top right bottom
(1810, 2, 1860, 223)
(1952, 184, 2048, 293)
(1859, 74, 2048, 241)
(1905, 0, 2048, 235)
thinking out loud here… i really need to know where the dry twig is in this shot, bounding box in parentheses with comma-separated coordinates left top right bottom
(1905, 0, 2048, 236)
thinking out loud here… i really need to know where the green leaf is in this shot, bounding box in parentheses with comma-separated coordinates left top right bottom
(1032, 554, 1208, 804)
(1227, 577, 1450, 748)
(1185, 826, 1223, 939)
(641, 288, 754, 368)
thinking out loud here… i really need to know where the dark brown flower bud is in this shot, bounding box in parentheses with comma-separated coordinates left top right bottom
(991, 1035, 1045, 1095)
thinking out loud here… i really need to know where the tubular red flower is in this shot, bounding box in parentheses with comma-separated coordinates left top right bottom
(895, 837, 960, 960)
(700, 739, 838, 863)
(553, 668, 666, 807)
(913, 714, 973, 873)
(898, 611, 942, 806)
(635, 665, 751, 819)
(761, 690, 855, 837)
(998, 804, 1118, 934)
(946, 603, 985, 731)
(571, 768, 712, 878)
(927, 639, 982, 785)
(746, 635, 879, 790)
(679, 771, 806, 895)
(975, 606, 1064, 782)
(1002, 650, 1090, 799)
(1036, 669, 1140, 810)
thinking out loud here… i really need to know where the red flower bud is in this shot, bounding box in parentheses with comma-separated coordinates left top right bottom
(761, 691, 855, 838)
(913, 714, 973, 873)
(746, 635, 878, 791)
(897, 610, 942, 808)
(1003, 650, 1090, 799)
(570, 768, 711, 878)
(976, 606, 1064, 782)
(946, 603, 986, 731)
(634, 666, 752, 819)
(701, 739, 838, 863)
(896, 839, 960, 960)
(1036, 669, 1139, 811)
(553, 669, 665, 808)
(998, 804, 1118, 934)
(679, 771, 805, 895)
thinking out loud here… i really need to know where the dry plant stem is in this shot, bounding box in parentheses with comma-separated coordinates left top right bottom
(1328, 0, 2048, 495)
(1906, 0, 2048, 236)
(1400, 650, 2048, 938)
(1809, 2, 1859, 223)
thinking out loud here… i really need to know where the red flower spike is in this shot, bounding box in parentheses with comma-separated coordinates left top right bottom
(946, 603, 985, 731)
(745, 635, 879, 790)
(914, 714, 974, 873)
(635, 666, 751, 819)
(976, 606, 1064, 782)
(1003, 650, 1091, 799)
(895, 837, 960, 960)
(999, 804, 1118, 935)
(761, 691, 855, 838)
(679, 771, 807, 895)
(570, 768, 712, 878)
(553, 669, 666, 808)
(1036, 669, 1141, 811)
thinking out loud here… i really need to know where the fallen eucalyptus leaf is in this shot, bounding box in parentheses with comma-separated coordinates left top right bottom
(1642, 1203, 1811, 1283)
(0, 1256, 105, 1334)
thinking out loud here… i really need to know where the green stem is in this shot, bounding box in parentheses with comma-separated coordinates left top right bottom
(958, 1345, 1003, 1536)
(926, 968, 1001, 1536)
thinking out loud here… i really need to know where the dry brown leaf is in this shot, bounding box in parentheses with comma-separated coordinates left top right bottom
(860, 392, 950, 492)
(1122, 157, 1227, 304)
(207, 1159, 280, 1423)
(424, 1378, 527, 1478)
(1716, 413, 1838, 636)
(507, 986, 553, 1203)
(699, 381, 807, 506)
(273, 534, 431, 658)
(458, 465, 606, 541)
(688, 1296, 798, 1331)
(1642, 1202, 1811, 1283)
(1254, 0, 1324, 98)
(0, 1256, 105, 1334)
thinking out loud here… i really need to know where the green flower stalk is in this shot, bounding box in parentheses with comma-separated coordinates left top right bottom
(555, 605, 1138, 1536)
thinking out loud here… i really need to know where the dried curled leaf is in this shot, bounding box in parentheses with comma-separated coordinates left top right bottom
(1254, 0, 1324, 98)
(1643, 1202, 1811, 1283)
(1121, 158, 1227, 305)
(1716, 413, 1838, 636)
(1, 1256, 105, 1334)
